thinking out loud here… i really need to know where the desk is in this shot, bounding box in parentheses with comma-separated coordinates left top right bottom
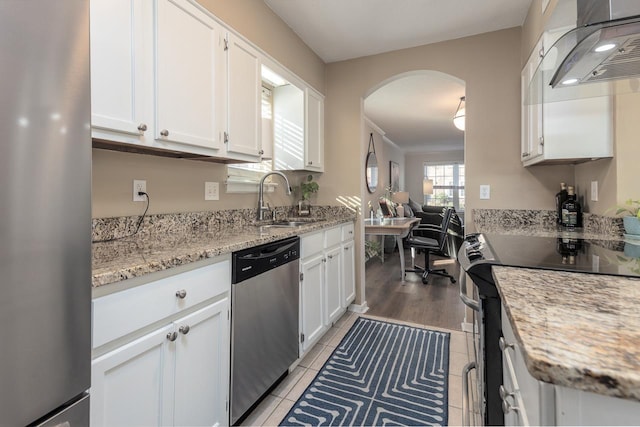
(364, 217, 420, 281)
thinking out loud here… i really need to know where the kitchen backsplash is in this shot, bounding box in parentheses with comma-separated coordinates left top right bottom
(92, 205, 356, 242)
(473, 209, 624, 237)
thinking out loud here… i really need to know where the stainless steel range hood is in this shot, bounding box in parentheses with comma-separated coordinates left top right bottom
(527, 0, 640, 104)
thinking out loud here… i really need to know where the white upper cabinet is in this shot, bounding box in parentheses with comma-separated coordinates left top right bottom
(90, 0, 153, 142)
(225, 33, 262, 161)
(522, 29, 613, 166)
(155, 0, 223, 152)
(90, 0, 323, 164)
(273, 84, 305, 170)
(305, 88, 325, 172)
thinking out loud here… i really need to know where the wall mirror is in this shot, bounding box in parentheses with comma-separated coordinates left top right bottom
(366, 133, 379, 193)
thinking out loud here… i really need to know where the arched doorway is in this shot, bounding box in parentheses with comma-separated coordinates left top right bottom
(361, 70, 466, 330)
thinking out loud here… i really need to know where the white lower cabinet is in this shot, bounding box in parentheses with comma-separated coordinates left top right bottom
(299, 222, 355, 355)
(501, 305, 640, 426)
(91, 259, 231, 427)
(299, 253, 326, 354)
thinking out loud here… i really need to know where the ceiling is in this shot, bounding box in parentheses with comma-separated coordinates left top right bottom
(264, 0, 532, 152)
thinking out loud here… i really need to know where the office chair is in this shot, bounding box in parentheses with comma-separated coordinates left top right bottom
(405, 207, 457, 285)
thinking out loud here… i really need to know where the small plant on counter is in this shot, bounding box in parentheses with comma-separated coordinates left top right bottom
(300, 174, 319, 201)
(613, 199, 640, 219)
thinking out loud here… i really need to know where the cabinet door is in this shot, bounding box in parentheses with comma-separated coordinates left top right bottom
(155, 0, 222, 151)
(226, 33, 261, 159)
(273, 84, 305, 170)
(521, 37, 543, 163)
(91, 325, 174, 427)
(341, 240, 356, 308)
(300, 254, 326, 353)
(90, 0, 152, 141)
(173, 298, 230, 427)
(305, 89, 324, 171)
(325, 246, 343, 325)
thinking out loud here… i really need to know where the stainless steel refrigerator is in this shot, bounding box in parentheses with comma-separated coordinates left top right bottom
(0, 1, 92, 425)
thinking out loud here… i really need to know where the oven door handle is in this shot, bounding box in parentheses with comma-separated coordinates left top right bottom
(459, 271, 480, 311)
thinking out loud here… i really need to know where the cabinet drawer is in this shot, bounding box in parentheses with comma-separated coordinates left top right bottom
(93, 260, 230, 348)
(325, 226, 341, 248)
(301, 230, 323, 258)
(341, 223, 354, 241)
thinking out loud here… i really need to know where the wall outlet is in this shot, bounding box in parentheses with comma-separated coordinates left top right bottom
(205, 181, 219, 201)
(591, 181, 598, 202)
(133, 180, 147, 202)
(480, 184, 491, 200)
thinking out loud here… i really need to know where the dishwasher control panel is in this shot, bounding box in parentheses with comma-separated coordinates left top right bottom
(232, 236, 300, 283)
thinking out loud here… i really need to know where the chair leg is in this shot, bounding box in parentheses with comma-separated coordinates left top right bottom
(420, 250, 456, 284)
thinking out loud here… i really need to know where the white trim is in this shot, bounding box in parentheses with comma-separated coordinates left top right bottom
(363, 116, 386, 137)
(461, 322, 475, 333)
(382, 135, 403, 152)
(225, 178, 277, 194)
(348, 301, 369, 314)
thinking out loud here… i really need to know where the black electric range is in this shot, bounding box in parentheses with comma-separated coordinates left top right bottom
(457, 232, 640, 426)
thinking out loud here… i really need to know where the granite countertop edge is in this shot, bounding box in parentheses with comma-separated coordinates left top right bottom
(493, 266, 640, 403)
(92, 216, 355, 288)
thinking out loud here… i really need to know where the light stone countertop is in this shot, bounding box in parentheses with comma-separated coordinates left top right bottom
(92, 216, 355, 288)
(493, 266, 640, 402)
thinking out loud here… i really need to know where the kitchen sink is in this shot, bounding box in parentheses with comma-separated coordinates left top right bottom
(257, 219, 320, 229)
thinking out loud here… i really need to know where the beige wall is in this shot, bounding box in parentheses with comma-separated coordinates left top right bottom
(405, 150, 465, 206)
(92, 0, 325, 218)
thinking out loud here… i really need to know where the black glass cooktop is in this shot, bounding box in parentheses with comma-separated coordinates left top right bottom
(481, 233, 640, 278)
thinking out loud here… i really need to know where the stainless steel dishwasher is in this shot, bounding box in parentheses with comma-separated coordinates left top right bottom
(231, 236, 300, 425)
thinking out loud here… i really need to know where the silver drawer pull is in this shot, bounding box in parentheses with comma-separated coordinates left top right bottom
(502, 399, 520, 414)
(175, 289, 187, 299)
(160, 129, 169, 137)
(179, 325, 190, 335)
(499, 337, 515, 352)
(499, 385, 515, 400)
(137, 123, 148, 132)
(166, 332, 177, 342)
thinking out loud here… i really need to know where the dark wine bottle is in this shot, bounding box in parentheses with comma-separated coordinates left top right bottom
(555, 182, 568, 224)
(561, 186, 582, 228)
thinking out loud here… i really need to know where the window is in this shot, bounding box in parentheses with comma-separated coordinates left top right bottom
(423, 163, 465, 211)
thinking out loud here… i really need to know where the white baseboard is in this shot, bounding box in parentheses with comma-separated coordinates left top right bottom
(461, 322, 475, 333)
(348, 301, 369, 314)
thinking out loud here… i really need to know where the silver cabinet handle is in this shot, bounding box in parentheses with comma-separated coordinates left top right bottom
(308, 161, 313, 165)
(175, 289, 187, 299)
(459, 272, 480, 311)
(328, 254, 333, 259)
(160, 129, 169, 137)
(344, 246, 349, 251)
(137, 123, 148, 132)
(499, 336, 515, 352)
(462, 361, 477, 427)
(539, 136, 544, 146)
(179, 325, 190, 335)
(259, 149, 264, 155)
(522, 152, 529, 158)
(166, 332, 177, 342)
(502, 398, 520, 414)
(499, 385, 515, 400)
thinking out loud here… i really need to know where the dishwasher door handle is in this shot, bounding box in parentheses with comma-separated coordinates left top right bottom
(237, 240, 298, 261)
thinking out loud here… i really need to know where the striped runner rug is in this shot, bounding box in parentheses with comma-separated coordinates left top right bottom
(280, 317, 450, 426)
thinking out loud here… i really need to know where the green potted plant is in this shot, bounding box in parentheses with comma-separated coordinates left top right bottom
(613, 199, 640, 236)
(298, 174, 318, 216)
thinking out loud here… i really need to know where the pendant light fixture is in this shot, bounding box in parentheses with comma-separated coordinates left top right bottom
(453, 96, 465, 131)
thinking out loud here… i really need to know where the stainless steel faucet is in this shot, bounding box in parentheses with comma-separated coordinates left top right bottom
(258, 171, 292, 221)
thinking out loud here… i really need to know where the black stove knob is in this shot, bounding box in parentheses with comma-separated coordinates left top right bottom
(467, 250, 484, 261)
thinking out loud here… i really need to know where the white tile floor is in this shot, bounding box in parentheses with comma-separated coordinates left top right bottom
(240, 311, 473, 426)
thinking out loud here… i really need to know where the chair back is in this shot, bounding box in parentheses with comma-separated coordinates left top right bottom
(437, 208, 454, 252)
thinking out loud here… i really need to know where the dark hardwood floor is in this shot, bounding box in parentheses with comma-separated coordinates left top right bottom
(365, 248, 465, 331)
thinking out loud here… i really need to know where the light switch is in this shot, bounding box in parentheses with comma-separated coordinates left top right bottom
(205, 182, 219, 201)
(480, 185, 490, 200)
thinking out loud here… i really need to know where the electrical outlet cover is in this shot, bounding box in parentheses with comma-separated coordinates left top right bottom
(133, 180, 146, 202)
(480, 185, 490, 200)
(591, 181, 598, 201)
(205, 182, 219, 201)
